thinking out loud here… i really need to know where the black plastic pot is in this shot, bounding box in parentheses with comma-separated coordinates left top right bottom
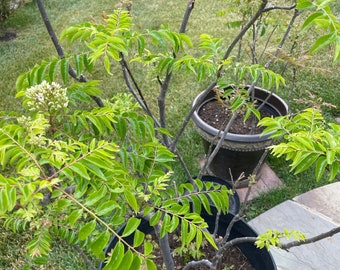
(192, 86, 288, 187)
(98, 210, 276, 270)
(203, 210, 277, 270)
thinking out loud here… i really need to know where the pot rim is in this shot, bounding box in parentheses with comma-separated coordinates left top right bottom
(191, 86, 289, 143)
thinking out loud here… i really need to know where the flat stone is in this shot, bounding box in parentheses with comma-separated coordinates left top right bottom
(236, 163, 283, 202)
(249, 200, 340, 270)
(293, 182, 340, 225)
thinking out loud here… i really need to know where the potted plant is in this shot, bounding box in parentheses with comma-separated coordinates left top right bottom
(191, 84, 289, 187)
(0, 80, 277, 269)
(98, 206, 276, 270)
(1, 0, 339, 269)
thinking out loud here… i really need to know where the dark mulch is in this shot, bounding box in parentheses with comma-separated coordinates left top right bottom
(0, 31, 17, 41)
(198, 100, 271, 135)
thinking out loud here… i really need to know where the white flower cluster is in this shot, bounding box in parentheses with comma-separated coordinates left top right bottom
(17, 115, 32, 128)
(26, 81, 69, 113)
(17, 114, 50, 147)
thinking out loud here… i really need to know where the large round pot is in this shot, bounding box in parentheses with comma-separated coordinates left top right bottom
(192, 86, 288, 187)
(98, 209, 276, 270)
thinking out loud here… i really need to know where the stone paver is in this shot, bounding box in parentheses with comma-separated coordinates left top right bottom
(236, 163, 283, 202)
(293, 182, 340, 225)
(249, 184, 340, 270)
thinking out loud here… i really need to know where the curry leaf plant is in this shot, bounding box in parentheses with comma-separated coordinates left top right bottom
(16, 9, 286, 137)
(0, 81, 231, 269)
(297, 0, 340, 62)
(259, 108, 340, 181)
(2, 0, 340, 269)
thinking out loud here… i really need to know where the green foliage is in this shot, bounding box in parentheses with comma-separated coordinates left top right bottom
(16, 54, 95, 90)
(232, 64, 285, 92)
(297, 0, 340, 62)
(3, 1, 340, 268)
(0, 80, 231, 269)
(18, 8, 287, 93)
(256, 229, 306, 250)
(259, 108, 340, 181)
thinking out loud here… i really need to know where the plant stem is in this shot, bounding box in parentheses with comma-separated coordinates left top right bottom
(281, 226, 340, 250)
(154, 224, 175, 270)
(119, 54, 160, 126)
(179, 0, 195, 34)
(143, 212, 175, 270)
(36, 0, 104, 107)
(221, 0, 268, 63)
(262, 3, 296, 13)
(170, 80, 217, 151)
(255, 8, 300, 112)
(264, 8, 301, 69)
(72, 244, 97, 270)
(198, 112, 238, 179)
(157, 72, 173, 147)
(157, 0, 196, 147)
(182, 259, 212, 270)
(119, 54, 153, 116)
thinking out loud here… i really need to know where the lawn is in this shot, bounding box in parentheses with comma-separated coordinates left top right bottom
(0, 0, 339, 269)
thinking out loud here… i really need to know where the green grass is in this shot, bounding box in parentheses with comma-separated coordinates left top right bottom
(0, 0, 339, 269)
(0, 224, 94, 269)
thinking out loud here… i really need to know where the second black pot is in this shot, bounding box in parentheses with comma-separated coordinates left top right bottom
(98, 210, 276, 270)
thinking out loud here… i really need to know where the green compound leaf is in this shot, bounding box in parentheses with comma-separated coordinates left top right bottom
(122, 217, 141, 237)
(78, 220, 96, 241)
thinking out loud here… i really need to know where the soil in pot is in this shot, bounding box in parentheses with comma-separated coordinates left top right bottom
(139, 229, 255, 270)
(198, 100, 272, 135)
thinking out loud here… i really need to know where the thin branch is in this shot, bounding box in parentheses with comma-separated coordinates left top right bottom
(258, 25, 278, 63)
(264, 9, 301, 69)
(221, 236, 257, 248)
(36, 0, 104, 107)
(119, 54, 152, 115)
(253, 9, 300, 112)
(211, 235, 257, 269)
(198, 112, 238, 179)
(157, 0, 195, 147)
(154, 224, 175, 270)
(179, 0, 195, 33)
(182, 259, 212, 270)
(119, 55, 161, 127)
(221, 0, 268, 63)
(263, 4, 296, 13)
(173, 148, 195, 184)
(142, 212, 175, 270)
(36, 0, 64, 58)
(281, 226, 340, 250)
(157, 71, 173, 147)
(72, 244, 97, 270)
(213, 212, 221, 238)
(222, 214, 241, 243)
(170, 80, 217, 151)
